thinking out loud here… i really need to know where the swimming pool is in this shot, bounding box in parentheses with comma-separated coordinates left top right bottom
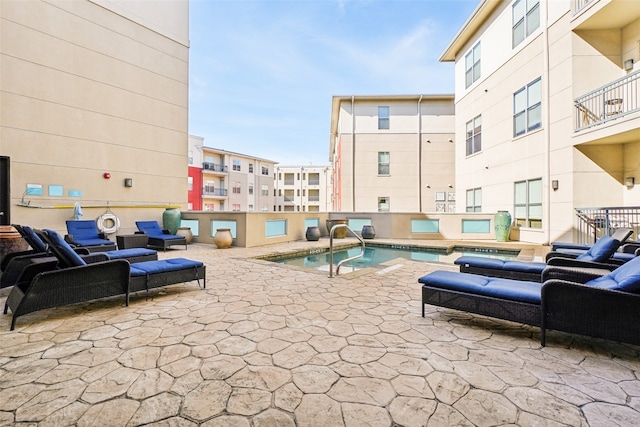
(265, 244, 519, 273)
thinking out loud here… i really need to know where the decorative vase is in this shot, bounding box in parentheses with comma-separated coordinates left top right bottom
(326, 219, 348, 239)
(162, 208, 181, 235)
(306, 226, 320, 241)
(213, 228, 233, 249)
(494, 211, 512, 242)
(361, 225, 375, 239)
(176, 227, 193, 244)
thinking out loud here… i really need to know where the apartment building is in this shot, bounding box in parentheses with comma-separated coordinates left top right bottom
(329, 95, 456, 213)
(0, 0, 189, 231)
(187, 137, 277, 212)
(274, 165, 333, 212)
(441, 0, 640, 244)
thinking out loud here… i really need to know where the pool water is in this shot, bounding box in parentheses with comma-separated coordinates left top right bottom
(271, 245, 518, 272)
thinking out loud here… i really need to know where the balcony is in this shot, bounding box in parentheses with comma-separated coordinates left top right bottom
(308, 179, 320, 186)
(203, 162, 227, 173)
(574, 70, 640, 132)
(573, 0, 594, 15)
(202, 187, 227, 197)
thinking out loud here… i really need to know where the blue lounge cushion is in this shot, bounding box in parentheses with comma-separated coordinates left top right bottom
(585, 256, 640, 293)
(104, 248, 156, 260)
(129, 258, 203, 277)
(575, 235, 619, 262)
(455, 256, 546, 275)
(136, 221, 168, 237)
(418, 270, 543, 304)
(43, 229, 87, 267)
(66, 220, 113, 246)
(22, 225, 47, 252)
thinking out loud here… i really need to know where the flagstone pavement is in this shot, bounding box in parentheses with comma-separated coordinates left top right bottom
(0, 239, 639, 426)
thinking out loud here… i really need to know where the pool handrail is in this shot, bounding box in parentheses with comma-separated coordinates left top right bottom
(328, 223, 365, 277)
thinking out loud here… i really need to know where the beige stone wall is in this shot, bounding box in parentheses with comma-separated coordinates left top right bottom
(1, 0, 190, 233)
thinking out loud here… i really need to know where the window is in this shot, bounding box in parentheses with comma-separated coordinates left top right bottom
(465, 42, 481, 88)
(248, 204, 254, 211)
(514, 178, 542, 228)
(284, 173, 294, 185)
(466, 188, 482, 212)
(378, 197, 390, 212)
(248, 184, 253, 195)
(232, 182, 241, 194)
(249, 163, 254, 173)
(261, 185, 269, 196)
(514, 78, 542, 137)
(188, 150, 193, 165)
(378, 152, 390, 175)
(233, 160, 241, 171)
(513, 0, 540, 48)
(465, 116, 482, 156)
(378, 106, 390, 130)
(261, 166, 269, 175)
(232, 204, 240, 211)
(187, 176, 193, 191)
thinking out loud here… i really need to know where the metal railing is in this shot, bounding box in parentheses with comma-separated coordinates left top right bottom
(575, 70, 640, 131)
(328, 223, 365, 278)
(574, 206, 640, 244)
(203, 162, 227, 173)
(202, 187, 227, 197)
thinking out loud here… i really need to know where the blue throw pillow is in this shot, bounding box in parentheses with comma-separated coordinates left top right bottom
(22, 225, 47, 252)
(577, 235, 619, 262)
(44, 229, 87, 267)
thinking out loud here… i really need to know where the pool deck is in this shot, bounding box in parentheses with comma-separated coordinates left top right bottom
(1, 238, 638, 426)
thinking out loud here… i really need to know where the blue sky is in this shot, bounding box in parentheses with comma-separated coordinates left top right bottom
(188, 0, 479, 166)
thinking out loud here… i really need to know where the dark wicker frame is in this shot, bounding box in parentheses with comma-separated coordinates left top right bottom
(421, 266, 640, 346)
(135, 231, 187, 251)
(4, 259, 130, 330)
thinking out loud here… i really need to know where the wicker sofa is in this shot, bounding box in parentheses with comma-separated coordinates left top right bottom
(419, 256, 640, 346)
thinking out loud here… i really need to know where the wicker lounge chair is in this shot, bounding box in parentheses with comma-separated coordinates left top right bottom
(135, 221, 187, 251)
(455, 233, 629, 281)
(4, 230, 130, 330)
(65, 220, 117, 252)
(550, 227, 633, 251)
(419, 256, 640, 346)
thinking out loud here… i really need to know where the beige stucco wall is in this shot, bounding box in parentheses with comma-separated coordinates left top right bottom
(1, 0, 190, 234)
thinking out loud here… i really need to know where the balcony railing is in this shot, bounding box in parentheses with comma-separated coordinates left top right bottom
(575, 70, 640, 131)
(308, 195, 320, 202)
(203, 162, 227, 173)
(308, 179, 320, 185)
(202, 187, 227, 197)
(573, 0, 594, 15)
(574, 206, 640, 244)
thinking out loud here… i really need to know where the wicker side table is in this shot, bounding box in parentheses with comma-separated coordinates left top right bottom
(116, 234, 149, 249)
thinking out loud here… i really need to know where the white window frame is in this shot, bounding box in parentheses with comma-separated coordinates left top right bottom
(465, 42, 481, 89)
(378, 106, 390, 130)
(465, 115, 482, 156)
(514, 178, 542, 229)
(466, 188, 482, 212)
(512, 0, 540, 48)
(378, 151, 390, 175)
(513, 78, 542, 137)
(232, 159, 241, 171)
(378, 197, 390, 212)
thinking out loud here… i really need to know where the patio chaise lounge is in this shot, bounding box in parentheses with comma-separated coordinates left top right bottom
(454, 232, 630, 281)
(136, 220, 187, 251)
(65, 220, 117, 252)
(418, 256, 640, 346)
(1, 226, 158, 289)
(4, 229, 205, 330)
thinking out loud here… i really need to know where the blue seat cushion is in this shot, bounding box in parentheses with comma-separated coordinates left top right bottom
(129, 258, 203, 277)
(74, 238, 114, 246)
(585, 256, 640, 293)
(105, 248, 156, 260)
(22, 225, 47, 252)
(575, 235, 620, 262)
(136, 221, 165, 237)
(148, 234, 185, 242)
(455, 256, 545, 274)
(43, 229, 87, 267)
(419, 270, 542, 304)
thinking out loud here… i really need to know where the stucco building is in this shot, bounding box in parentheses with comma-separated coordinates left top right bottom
(442, 0, 640, 244)
(0, 0, 190, 233)
(274, 165, 333, 212)
(329, 95, 456, 213)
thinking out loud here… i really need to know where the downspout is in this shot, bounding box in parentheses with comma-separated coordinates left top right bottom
(351, 96, 356, 211)
(542, 1, 551, 245)
(418, 95, 423, 212)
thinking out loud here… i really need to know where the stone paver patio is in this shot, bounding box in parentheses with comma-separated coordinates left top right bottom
(0, 239, 639, 426)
